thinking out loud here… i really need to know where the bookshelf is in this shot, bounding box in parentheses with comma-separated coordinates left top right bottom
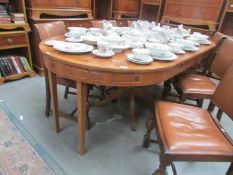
(219, 0, 233, 36)
(0, 0, 35, 85)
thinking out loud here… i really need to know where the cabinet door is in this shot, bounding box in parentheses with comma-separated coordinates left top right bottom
(114, 0, 140, 12)
(164, 1, 222, 21)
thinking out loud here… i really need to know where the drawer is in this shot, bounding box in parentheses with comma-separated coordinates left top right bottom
(114, 0, 140, 12)
(28, 0, 90, 8)
(0, 33, 27, 48)
(164, 3, 220, 21)
(143, 0, 161, 5)
(227, 0, 233, 10)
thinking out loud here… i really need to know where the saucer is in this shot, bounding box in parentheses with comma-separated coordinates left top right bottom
(172, 49, 185, 55)
(151, 52, 177, 61)
(92, 50, 115, 58)
(65, 37, 84, 43)
(127, 54, 153, 64)
(183, 46, 199, 52)
(199, 40, 211, 45)
(53, 42, 93, 54)
(44, 40, 64, 47)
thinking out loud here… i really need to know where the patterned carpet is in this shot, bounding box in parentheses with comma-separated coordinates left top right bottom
(0, 101, 66, 175)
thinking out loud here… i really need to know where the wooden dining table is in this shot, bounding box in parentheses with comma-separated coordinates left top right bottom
(39, 35, 215, 155)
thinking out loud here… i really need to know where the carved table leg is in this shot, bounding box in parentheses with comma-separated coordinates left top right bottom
(143, 118, 155, 148)
(129, 89, 136, 131)
(77, 81, 88, 155)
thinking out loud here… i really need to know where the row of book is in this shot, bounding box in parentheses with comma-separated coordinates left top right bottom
(0, 56, 31, 78)
(0, 2, 24, 24)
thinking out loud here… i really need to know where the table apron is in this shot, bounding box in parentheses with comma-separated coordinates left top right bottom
(43, 53, 208, 87)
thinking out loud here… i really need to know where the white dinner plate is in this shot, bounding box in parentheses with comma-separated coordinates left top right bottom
(151, 52, 177, 61)
(127, 54, 153, 64)
(92, 50, 115, 58)
(53, 42, 93, 54)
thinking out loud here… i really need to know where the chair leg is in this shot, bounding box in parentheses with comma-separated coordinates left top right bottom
(44, 68, 51, 117)
(143, 118, 155, 148)
(64, 85, 69, 99)
(226, 162, 233, 175)
(207, 102, 215, 112)
(162, 80, 172, 99)
(197, 99, 203, 107)
(153, 154, 169, 175)
(217, 109, 223, 121)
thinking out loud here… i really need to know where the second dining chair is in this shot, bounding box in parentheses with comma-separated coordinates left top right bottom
(143, 62, 233, 175)
(34, 21, 76, 117)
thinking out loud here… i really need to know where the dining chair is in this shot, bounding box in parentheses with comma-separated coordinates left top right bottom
(143, 62, 233, 175)
(34, 21, 76, 117)
(163, 33, 230, 109)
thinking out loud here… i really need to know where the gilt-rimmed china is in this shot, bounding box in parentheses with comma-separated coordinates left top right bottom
(53, 42, 93, 54)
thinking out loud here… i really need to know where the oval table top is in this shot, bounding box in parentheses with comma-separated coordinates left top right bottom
(40, 35, 215, 87)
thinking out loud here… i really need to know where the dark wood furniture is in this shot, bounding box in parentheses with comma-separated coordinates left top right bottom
(161, 0, 225, 32)
(112, 0, 141, 19)
(219, 0, 233, 36)
(140, 0, 163, 22)
(143, 62, 233, 175)
(39, 35, 215, 154)
(0, 0, 35, 85)
(25, 0, 93, 76)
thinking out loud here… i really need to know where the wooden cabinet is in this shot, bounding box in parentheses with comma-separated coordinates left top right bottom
(140, 0, 163, 22)
(112, 0, 141, 19)
(0, 0, 35, 85)
(219, 0, 233, 36)
(161, 0, 225, 31)
(26, 0, 93, 75)
(27, 0, 91, 9)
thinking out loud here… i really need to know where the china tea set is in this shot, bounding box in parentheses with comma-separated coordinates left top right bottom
(45, 20, 211, 64)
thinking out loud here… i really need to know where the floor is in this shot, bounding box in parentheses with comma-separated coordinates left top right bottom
(0, 76, 232, 175)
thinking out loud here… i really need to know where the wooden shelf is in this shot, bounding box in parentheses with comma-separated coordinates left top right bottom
(0, 0, 35, 84)
(0, 23, 31, 32)
(0, 71, 36, 85)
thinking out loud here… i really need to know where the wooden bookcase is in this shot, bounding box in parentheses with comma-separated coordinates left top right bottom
(161, 0, 225, 32)
(219, 0, 233, 36)
(0, 0, 35, 85)
(140, 0, 163, 22)
(26, 0, 93, 76)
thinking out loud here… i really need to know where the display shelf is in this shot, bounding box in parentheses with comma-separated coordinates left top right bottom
(0, 0, 34, 84)
(0, 70, 35, 85)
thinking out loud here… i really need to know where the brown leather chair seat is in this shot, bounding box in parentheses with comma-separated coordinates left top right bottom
(156, 101, 233, 156)
(178, 73, 217, 96)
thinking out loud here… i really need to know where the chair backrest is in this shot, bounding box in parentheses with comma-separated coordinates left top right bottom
(210, 37, 233, 78)
(212, 62, 233, 120)
(211, 32, 227, 44)
(34, 21, 67, 41)
(92, 20, 117, 28)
